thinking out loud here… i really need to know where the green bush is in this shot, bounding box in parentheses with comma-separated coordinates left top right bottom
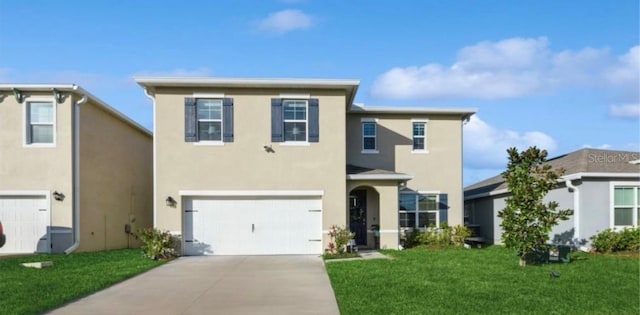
(138, 228, 177, 260)
(403, 224, 471, 248)
(590, 227, 640, 253)
(402, 228, 422, 248)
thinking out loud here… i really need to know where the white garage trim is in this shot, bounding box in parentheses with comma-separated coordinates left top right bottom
(178, 190, 324, 197)
(0, 190, 50, 197)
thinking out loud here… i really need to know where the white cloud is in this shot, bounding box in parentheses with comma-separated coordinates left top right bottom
(257, 9, 313, 34)
(371, 38, 638, 100)
(455, 37, 550, 71)
(609, 103, 640, 118)
(463, 115, 558, 169)
(606, 46, 640, 87)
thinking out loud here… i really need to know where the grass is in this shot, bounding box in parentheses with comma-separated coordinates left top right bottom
(326, 246, 640, 315)
(0, 248, 165, 314)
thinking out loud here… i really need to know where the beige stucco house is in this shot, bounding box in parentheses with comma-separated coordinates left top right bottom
(0, 84, 153, 254)
(136, 77, 475, 255)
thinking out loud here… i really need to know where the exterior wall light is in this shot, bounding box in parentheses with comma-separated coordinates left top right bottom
(166, 196, 177, 207)
(53, 191, 65, 201)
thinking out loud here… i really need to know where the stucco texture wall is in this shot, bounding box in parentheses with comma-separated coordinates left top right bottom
(346, 114, 465, 225)
(153, 87, 347, 250)
(0, 91, 73, 230)
(78, 100, 153, 251)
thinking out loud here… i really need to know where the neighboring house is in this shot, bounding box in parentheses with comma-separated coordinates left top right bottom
(464, 148, 640, 246)
(0, 84, 153, 254)
(136, 77, 475, 255)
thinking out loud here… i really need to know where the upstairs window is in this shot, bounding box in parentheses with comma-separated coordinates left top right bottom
(271, 98, 319, 143)
(184, 97, 234, 143)
(362, 121, 377, 152)
(283, 100, 307, 142)
(412, 122, 426, 151)
(197, 99, 223, 141)
(26, 101, 55, 145)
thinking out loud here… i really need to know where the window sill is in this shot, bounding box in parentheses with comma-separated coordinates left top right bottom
(193, 141, 224, 146)
(23, 143, 56, 148)
(361, 150, 379, 154)
(279, 142, 311, 146)
(411, 149, 429, 154)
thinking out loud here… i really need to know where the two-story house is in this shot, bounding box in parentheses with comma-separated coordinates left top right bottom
(135, 77, 475, 255)
(0, 84, 153, 254)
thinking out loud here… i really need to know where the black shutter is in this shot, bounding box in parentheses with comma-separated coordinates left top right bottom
(25, 104, 32, 144)
(271, 98, 283, 142)
(439, 193, 448, 225)
(308, 98, 319, 142)
(184, 98, 197, 142)
(222, 98, 234, 142)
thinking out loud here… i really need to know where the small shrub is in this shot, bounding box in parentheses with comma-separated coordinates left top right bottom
(326, 225, 355, 254)
(451, 225, 471, 246)
(418, 224, 471, 248)
(590, 228, 640, 253)
(138, 228, 176, 260)
(402, 228, 422, 248)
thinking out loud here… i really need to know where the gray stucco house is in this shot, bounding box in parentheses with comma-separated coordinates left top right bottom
(464, 148, 640, 246)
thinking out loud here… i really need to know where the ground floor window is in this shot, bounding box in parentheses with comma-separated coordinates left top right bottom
(612, 185, 639, 228)
(399, 193, 443, 228)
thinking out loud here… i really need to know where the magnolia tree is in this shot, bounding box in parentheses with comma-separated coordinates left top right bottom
(498, 146, 573, 266)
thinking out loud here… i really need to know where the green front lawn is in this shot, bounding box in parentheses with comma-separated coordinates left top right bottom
(0, 249, 165, 314)
(326, 246, 639, 315)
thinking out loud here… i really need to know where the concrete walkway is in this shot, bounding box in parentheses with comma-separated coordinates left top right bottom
(323, 250, 392, 263)
(47, 255, 340, 315)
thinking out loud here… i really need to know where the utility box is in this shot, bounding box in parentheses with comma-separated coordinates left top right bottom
(547, 244, 571, 263)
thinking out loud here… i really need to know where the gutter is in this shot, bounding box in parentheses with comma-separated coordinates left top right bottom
(65, 87, 88, 254)
(565, 179, 580, 241)
(142, 88, 157, 227)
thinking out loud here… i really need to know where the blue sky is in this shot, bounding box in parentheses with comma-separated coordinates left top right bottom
(1, 1, 638, 185)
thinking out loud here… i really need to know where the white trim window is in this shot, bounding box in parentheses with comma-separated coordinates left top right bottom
(196, 99, 223, 142)
(399, 193, 439, 229)
(362, 121, 377, 152)
(283, 99, 308, 142)
(412, 121, 426, 152)
(26, 101, 55, 145)
(612, 185, 639, 228)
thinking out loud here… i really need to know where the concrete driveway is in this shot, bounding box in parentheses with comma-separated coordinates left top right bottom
(47, 255, 340, 315)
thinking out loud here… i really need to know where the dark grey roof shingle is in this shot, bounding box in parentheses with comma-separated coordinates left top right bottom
(464, 148, 640, 197)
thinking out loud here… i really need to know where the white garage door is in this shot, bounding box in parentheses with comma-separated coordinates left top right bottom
(0, 195, 50, 254)
(183, 197, 322, 255)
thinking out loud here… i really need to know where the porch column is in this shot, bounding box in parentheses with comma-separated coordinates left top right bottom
(376, 184, 399, 249)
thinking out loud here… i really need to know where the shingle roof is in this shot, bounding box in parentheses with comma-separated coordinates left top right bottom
(347, 164, 404, 176)
(464, 148, 640, 197)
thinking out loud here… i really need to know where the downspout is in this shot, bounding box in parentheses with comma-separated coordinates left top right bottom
(65, 89, 88, 254)
(565, 179, 580, 244)
(142, 88, 156, 227)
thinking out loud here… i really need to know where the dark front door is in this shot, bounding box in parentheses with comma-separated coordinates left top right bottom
(349, 190, 367, 245)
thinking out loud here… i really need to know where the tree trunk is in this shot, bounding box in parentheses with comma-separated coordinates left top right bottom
(519, 257, 526, 266)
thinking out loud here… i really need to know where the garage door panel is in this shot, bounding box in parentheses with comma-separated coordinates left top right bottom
(184, 197, 322, 255)
(0, 195, 49, 254)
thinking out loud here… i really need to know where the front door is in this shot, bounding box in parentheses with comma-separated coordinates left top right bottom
(349, 190, 367, 245)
